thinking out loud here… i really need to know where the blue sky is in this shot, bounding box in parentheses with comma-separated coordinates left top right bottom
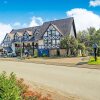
(0, 0, 99, 24)
(0, 0, 100, 42)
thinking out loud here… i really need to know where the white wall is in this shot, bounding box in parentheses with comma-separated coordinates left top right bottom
(70, 24, 75, 37)
(38, 40, 44, 45)
(11, 43, 15, 53)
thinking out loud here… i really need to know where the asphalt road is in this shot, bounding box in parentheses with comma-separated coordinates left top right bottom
(0, 60, 100, 100)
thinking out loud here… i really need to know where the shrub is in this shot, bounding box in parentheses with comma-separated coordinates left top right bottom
(34, 49, 38, 58)
(42, 53, 47, 57)
(0, 72, 21, 100)
(0, 72, 52, 100)
(97, 46, 100, 56)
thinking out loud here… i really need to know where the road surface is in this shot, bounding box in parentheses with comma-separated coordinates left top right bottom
(0, 60, 100, 100)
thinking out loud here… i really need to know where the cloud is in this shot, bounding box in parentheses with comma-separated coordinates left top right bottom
(66, 8, 100, 31)
(90, 0, 100, 7)
(13, 22, 28, 28)
(22, 23, 28, 27)
(13, 22, 21, 26)
(29, 16, 43, 27)
(0, 23, 12, 43)
(0, 16, 44, 43)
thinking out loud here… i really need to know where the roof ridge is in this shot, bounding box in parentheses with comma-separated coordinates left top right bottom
(11, 17, 74, 33)
(43, 17, 74, 24)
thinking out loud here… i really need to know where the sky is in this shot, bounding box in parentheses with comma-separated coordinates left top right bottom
(0, 0, 100, 43)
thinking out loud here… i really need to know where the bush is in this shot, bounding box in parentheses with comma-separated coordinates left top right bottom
(42, 53, 47, 57)
(97, 46, 100, 56)
(34, 49, 38, 58)
(0, 72, 21, 100)
(0, 72, 52, 100)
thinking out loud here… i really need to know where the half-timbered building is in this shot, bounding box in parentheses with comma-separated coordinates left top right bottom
(1, 17, 77, 56)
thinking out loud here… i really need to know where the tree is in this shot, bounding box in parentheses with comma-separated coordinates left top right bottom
(87, 27, 96, 35)
(77, 27, 100, 56)
(78, 43, 85, 51)
(60, 35, 78, 56)
(90, 29, 100, 47)
(77, 31, 90, 47)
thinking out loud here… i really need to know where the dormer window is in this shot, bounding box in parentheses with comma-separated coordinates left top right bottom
(14, 34, 19, 41)
(4, 36, 10, 42)
(23, 33, 29, 41)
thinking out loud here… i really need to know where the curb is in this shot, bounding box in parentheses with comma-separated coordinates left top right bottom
(0, 58, 100, 70)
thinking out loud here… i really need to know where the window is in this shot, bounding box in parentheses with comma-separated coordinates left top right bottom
(15, 35, 19, 40)
(56, 31, 60, 36)
(52, 30, 56, 36)
(7, 36, 10, 41)
(48, 40, 51, 44)
(24, 33, 29, 40)
(56, 40, 60, 45)
(44, 40, 48, 44)
(52, 40, 56, 45)
(48, 31, 51, 36)
(43, 25, 61, 49)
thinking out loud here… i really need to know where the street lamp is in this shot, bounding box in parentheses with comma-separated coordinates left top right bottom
(93, 43, 98, 61)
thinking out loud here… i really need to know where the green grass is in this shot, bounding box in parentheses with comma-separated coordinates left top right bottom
(88, 57, 100, 65)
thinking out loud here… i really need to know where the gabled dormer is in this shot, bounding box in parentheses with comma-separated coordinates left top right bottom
(3, 33, 11, 42)
(23, 31, 29, 41)
(14, 33, 20, 42)
(43, 24, 63, 49)
(43, 24, 63, 37)
(1, 33, 12, 47)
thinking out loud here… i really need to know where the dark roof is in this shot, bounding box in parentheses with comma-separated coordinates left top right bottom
(29, 37, 35, 42)
(36, 17, 76, 40)
(9, 17, 76, 42)
(41, 17, 74, 35)
(10, 26, 41, 34)
(10, 27, 33, 33)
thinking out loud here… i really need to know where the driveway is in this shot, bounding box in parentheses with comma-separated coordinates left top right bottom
(0, 60, 100, 100)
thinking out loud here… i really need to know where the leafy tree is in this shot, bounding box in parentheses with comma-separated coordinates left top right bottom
(60, 27, 100, 57)
(60, 35, 78, 56)
(77, 27, 100, 56)
(78, 43, 85, 52)
(87, 27, 96, 35)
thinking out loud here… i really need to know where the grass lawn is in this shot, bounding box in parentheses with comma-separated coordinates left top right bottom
(88, 57, 100, 65)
